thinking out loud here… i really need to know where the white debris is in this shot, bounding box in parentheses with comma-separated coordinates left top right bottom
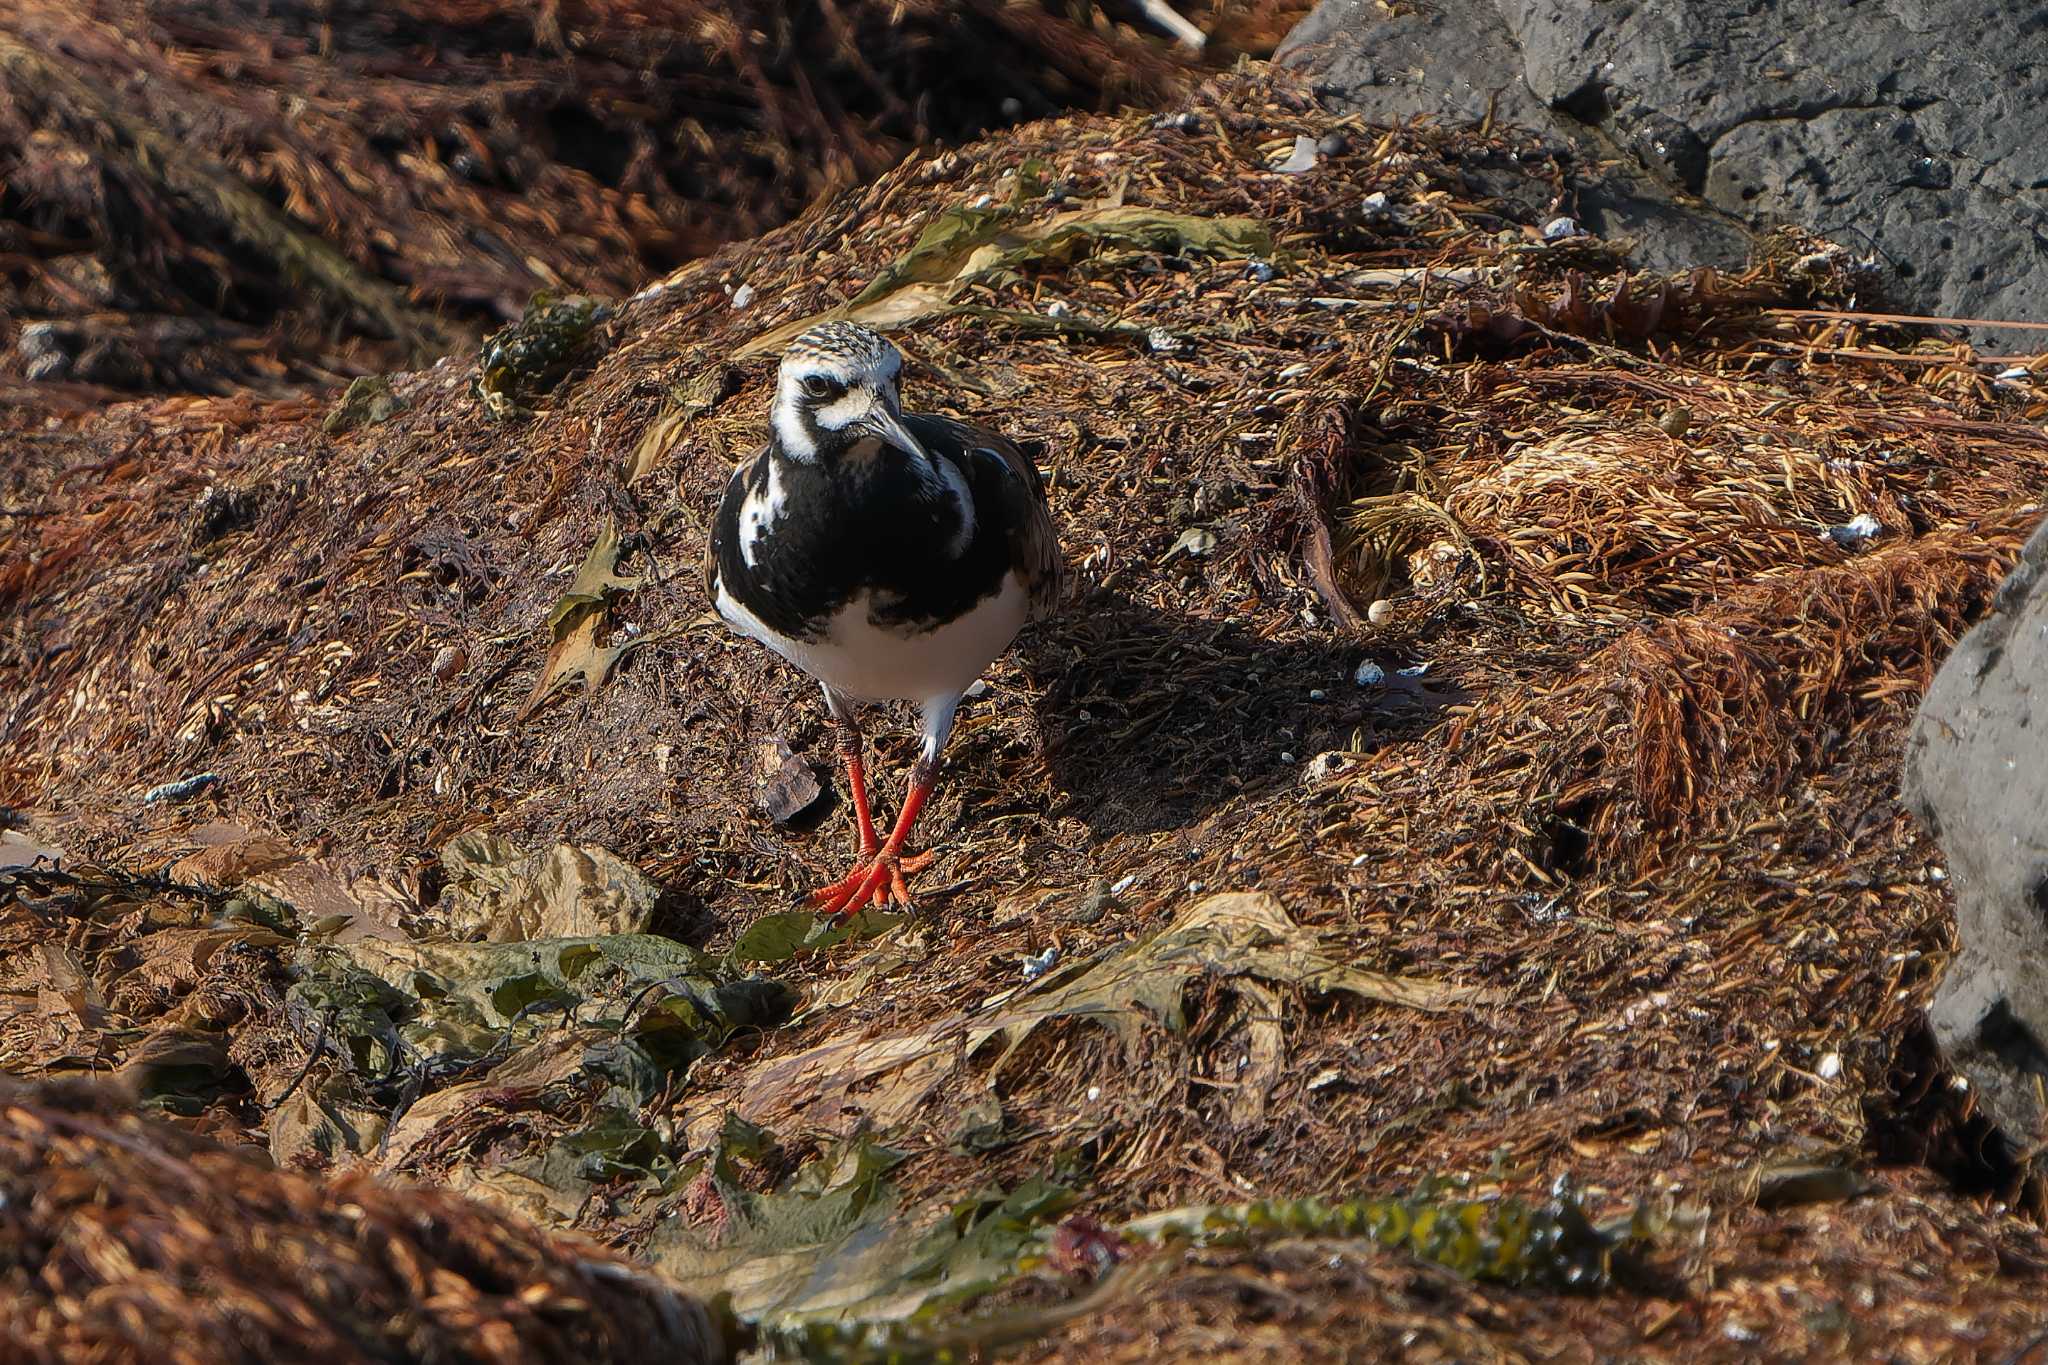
(963, 679, 990, 700)
(1045, 299, 1072, 319)
(1353, 660, 1385, 687)
(1168, 526, 1218, 558)
(1821, 513, 1884, 548)
(1543, 216, 1581, 241)
(1308, 688, 1326, 701)
(1110, 873, 1138, 897)
(1275, 135, 1319, 174)
(1997, 365, 2032, 381)
(1020, 947, 1059, 982)
(1817, 1052, 1843, 1080)
(1396, 662, 1429, 677)
(1305, 752, 1351, 781)
(731, 282, 756, 309)
(1145, 327, 1183, 353)
(1366, 598, 1394, 626)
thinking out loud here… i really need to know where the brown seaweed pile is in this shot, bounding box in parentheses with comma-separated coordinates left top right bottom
(7, 69, 2048, 1362)
(0, 1074, 723, 1363)
(0, 0, 1300, 408)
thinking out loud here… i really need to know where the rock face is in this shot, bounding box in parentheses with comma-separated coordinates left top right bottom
(1279, 0, 2048, 344)
(1903, 516, 2048, 1156)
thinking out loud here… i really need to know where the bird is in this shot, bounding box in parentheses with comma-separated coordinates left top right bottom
(706, 321, 1061, 917)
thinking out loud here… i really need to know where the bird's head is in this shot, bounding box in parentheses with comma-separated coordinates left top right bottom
(771, 321, 932, 468)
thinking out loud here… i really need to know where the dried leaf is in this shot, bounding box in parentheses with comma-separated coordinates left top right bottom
(436, 833, 660, 941)
(737, 203, 1273, 356)
(753, 737, 825, 828)
(627, 365, 739, 482)
(544, 516, 645, 634)
(648, 1128, 1077, 1337)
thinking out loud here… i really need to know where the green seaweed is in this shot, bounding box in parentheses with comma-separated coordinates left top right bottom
(473, 291, 615, 419)
(1120, 1187, 1621, 1291)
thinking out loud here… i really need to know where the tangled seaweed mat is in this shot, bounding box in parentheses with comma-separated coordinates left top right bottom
(9, 69, 2048, 1359)
(0, 1077, 722, 1363)
(0, 0, 1298, 403)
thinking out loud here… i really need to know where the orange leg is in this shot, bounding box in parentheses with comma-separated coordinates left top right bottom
(807, 776, 936, 918)
(835, 722, 881, 858)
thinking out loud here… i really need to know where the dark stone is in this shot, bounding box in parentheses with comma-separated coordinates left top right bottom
(1279, 0, 2048, 348)
(1903, 515, 2048, 1158)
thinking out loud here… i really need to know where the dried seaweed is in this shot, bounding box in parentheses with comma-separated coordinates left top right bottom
(8, 67, 2048, 1362)
(0, 1077, 723, 1363)
(1, 0, 1290, 396)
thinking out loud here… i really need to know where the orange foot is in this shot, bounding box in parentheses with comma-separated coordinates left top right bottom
(806, 850, 936, 918)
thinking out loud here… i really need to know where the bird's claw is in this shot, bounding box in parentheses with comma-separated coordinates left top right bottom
(807, 850, 935, 919)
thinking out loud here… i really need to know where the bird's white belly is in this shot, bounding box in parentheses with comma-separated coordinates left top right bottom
(717, 573, 1029, 706)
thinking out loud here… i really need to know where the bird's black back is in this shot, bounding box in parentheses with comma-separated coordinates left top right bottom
(709, 415, 1051, 642)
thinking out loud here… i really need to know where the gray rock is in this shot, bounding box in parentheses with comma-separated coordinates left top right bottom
(1903, 514, 2048, 1158)
(1280, 0, 2048, 346)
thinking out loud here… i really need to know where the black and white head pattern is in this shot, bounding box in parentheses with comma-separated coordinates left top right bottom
(772, 321, 908, 462)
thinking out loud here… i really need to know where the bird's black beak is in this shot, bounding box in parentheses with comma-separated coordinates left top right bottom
(860, 393, 934, 468)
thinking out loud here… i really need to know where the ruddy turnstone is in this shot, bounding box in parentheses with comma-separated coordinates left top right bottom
(706, 321, 1060, 916)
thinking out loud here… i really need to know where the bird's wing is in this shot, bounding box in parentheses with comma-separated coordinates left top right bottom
(704, 447, 762, 600)
(908, 413, 1062, 621)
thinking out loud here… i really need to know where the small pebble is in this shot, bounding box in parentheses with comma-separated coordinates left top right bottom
(1817, 1053, 1842, 1080)
(731, 282, 755, 309)
(1000, 97, 1023, 121)
(1366, 598, 1394, 626)
(1354, 660, 1385, 687)
(431, 645, 466, 681)
(1045, 299, 1072, 319)
(1279, 752, 1295, 763)
(1244, 258, 1276, 283)
(1110, 873, 1138, 896)
(1308, 688, 1326, 701)
(1543, 215, 1581, 241)
(1316, 131, 1348, 157)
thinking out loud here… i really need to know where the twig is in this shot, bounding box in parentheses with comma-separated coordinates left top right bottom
(1765, 306, 2048, 333)
(266, 1005, 336, 1112)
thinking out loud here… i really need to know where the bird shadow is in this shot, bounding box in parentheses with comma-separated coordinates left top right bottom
(1009, 584, 1463, 839)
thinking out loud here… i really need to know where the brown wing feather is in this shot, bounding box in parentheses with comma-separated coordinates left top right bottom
(911, 413, 1062, 621)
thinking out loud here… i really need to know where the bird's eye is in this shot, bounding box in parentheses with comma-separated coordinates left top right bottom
(800, 376, 833, 399)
